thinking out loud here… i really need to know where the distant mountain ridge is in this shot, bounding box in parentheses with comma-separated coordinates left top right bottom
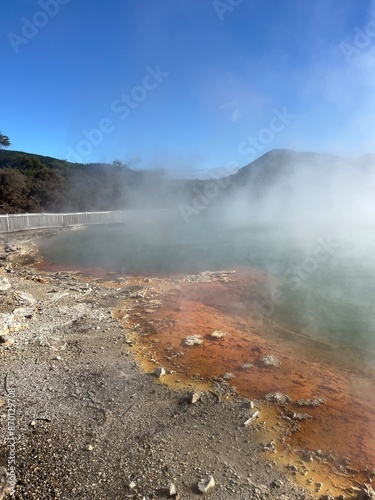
(232, 149, 340, 185)
(221, 149, 375, 201)
(1, 148, 374, 214)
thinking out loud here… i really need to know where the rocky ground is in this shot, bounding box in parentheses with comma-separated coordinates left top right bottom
(0, 229, 373, 500)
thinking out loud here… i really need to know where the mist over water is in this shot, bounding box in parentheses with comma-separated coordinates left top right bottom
(38, 151, 375, 360)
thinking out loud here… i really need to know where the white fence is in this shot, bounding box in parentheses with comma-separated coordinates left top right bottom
(0, 209, 174, 233)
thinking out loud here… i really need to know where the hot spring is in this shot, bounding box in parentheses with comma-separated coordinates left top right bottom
(37, 215, 375, 357)
(36, 213, 375, 494)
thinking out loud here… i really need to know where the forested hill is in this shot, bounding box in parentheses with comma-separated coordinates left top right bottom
(2, 148, 374, 215)
(0, 150, 198, 214)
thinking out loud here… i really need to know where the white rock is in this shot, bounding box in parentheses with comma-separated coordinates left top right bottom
(189, 390, 203, 404)
(17, 291, 37, 305)
(210, 330, 228, 339)
(244, 411, 260, 426)
(168, 482, 178, 496)
(265, 392, 291, 405)
(13, 307, 34, 319)
(0, 312, 25, 336)
(198, 475, 215, 493)
(241, 362, 254, 370)
(154, 366, 166, 378)
(260, 354, 281, 367)
(184, 335, 203, 346)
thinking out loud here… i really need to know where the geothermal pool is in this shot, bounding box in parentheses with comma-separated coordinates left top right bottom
(37, 218, 375, 356)
(36, 218, 375, 494)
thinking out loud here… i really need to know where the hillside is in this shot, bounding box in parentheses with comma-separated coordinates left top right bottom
(1, 148, 374, 215)
(0, 150, 200, 214)
(229, 149, 375, 189)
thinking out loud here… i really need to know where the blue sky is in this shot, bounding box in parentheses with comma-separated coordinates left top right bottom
(1, 0, 375, 176)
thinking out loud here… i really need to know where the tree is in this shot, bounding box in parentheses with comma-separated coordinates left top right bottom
(0, 133, 11, 149)
(112, 159, 123, 169)
(0, 168, 29, 212)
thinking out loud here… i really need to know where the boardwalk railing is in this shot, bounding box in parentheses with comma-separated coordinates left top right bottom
(0, 209, 173, 233)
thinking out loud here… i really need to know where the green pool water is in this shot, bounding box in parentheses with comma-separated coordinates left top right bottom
(37, 215, 375, 356)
